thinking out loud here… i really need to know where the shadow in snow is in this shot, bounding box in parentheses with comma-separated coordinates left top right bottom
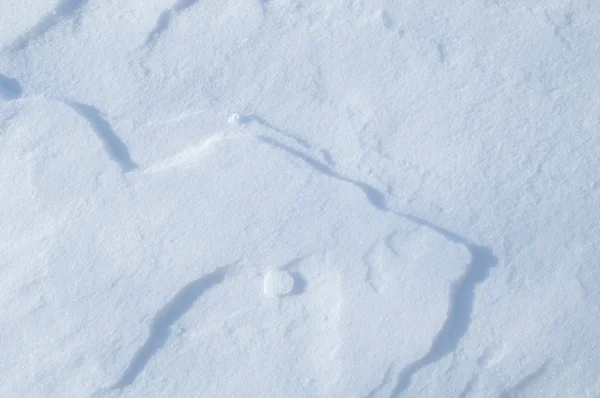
(390, 244, 497, 396)
(458, 375, 479, 398)
(249, 115, 311, 149)
(10, 0, 88, 51)
(362, 364, 394, 398)
(111, 266, 230, 390)
(0, 75, 22, 100)
(64, 100, 137, 172)
(144, 0, 200, 48)
(258, 135, 388, 211)
(259, 134, 498, 397)
(286, 271, 308, 296)
(499, 361, 550, 398)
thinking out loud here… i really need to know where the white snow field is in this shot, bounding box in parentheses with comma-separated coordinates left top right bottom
(1, 0, 600, 397)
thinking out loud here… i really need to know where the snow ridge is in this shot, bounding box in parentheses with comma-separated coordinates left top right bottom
(259, 134, 498, 395)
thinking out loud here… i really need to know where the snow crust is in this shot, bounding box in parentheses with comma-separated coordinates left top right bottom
(1, 0, 600, 397)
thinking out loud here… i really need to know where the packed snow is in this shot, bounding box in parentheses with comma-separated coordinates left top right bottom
(1, 0, 600, 397)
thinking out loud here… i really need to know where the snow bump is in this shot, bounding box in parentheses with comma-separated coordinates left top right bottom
(263, 268, 295, 298)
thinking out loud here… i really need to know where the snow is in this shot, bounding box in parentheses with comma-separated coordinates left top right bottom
(1, 0, 600, 397)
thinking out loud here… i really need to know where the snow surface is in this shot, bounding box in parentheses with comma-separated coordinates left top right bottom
(1, 0, 600, 397)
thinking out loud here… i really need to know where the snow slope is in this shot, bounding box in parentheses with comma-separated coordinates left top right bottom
(1, 0, 600, 397)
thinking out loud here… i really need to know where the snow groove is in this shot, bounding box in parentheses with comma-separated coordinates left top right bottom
(64, 100, 137, 172)
(143, 133, 250, 174)
(0, 74, 23, 100)
(8, 0, 88, 51)
(144, 0, 201, 48)
(258, 134, 498, 396)
(110, 265, 230, 390)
